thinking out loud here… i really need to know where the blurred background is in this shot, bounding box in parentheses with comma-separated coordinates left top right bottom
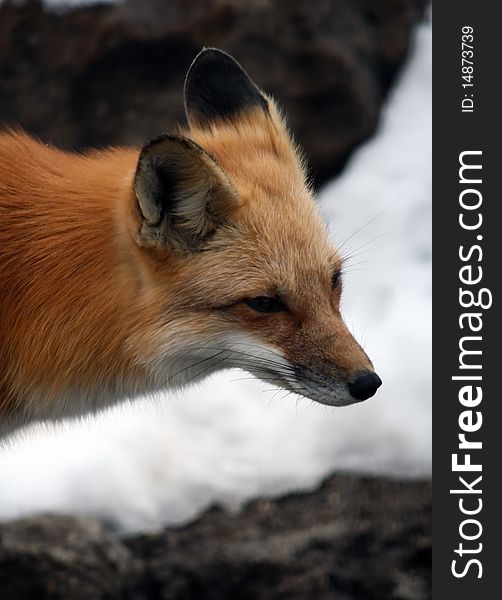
(0, 1, 431, 598)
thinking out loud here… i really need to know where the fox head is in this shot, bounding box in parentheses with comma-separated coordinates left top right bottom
(129, 48, 381, 406)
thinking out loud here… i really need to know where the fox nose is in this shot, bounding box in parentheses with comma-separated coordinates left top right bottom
(348, 371, 382, 401)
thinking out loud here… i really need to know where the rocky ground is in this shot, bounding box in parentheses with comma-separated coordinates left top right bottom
(0, 0, 427, 185)
(0, 473, 431, 600)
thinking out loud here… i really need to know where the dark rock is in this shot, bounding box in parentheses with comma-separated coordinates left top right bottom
(0, 473, 431, 599)
(0, 514, 140, 599)
(0, 0, 428, 185)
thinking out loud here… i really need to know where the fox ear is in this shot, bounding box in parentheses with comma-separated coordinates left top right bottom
(134, 134, 238, 252)
(184, 48, 269, 128)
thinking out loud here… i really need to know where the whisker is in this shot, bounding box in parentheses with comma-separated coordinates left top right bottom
(340, 243, 387, 263)
(189, 345, 290, 368)
(225, 342, 292, 364)
(335, 204, 396, 255)
(342, 267, 369, 275)
(338, 232, 390, 263)
(160, 349, 227, 388)
(164, 353, 231, 400)
(342, 260, 369, 270)
(152, 343, 325, 406)
(227, 375, 287, 384)
(268, 388, 286, 406)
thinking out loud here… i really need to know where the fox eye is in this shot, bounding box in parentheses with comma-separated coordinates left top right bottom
(331, 271, 341, 289)
(244, 296, 287, 313)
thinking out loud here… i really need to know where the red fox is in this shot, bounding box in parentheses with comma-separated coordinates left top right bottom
(0, 48, 381, 436)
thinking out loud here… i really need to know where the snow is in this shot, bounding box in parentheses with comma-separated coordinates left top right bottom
(0, 21, 431, 533)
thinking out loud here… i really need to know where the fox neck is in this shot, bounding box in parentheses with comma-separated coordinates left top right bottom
(0, 139, 169, 429)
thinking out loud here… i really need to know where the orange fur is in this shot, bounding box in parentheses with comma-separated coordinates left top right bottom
(0, 59, 378, 434)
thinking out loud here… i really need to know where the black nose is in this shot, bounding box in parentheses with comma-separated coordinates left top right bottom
(348, 371, 382, 401)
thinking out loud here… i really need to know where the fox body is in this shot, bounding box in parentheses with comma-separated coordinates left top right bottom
(0, 49, 381, 436)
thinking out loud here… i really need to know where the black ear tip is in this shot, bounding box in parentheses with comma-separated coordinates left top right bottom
(192, 47, 236, 63)
(187, 47, 243, 69)
(184, 47, 268, 127)
(184, 47, 248, 92)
